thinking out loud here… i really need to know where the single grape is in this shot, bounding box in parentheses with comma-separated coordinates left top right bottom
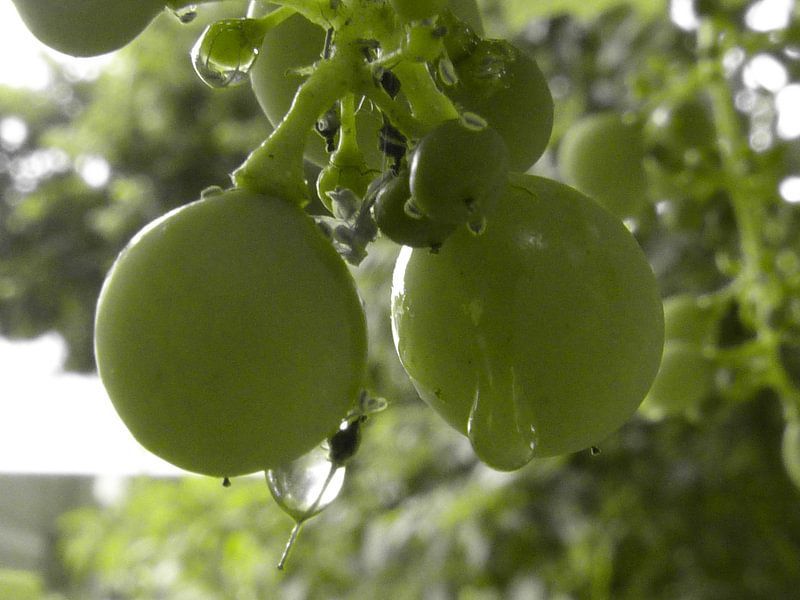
(409, 119, 509, 225)
(94, 189, 368, 477)
(373, 171, 457, 248)
(11, 0, 164, 57)
(443, 39, 553, 172)
(558, 112, 648, 219)
(663, 293, 722, 346)
(391, 174, 664, 470)
(639, 341, 716, 419)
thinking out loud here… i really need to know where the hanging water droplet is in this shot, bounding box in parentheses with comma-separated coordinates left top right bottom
(173, 5, 198, 23)
(467, 387, 536, 471)
(590, 446, 601, 456)
(222, 477, 231, 487)
(190, 19, 266, 88)
(266, 443, 346, 524)
(467, 214, 487, 236)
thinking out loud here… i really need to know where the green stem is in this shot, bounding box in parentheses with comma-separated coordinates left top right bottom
(390, 60, 459, 130)
(232, 55, 352, 202)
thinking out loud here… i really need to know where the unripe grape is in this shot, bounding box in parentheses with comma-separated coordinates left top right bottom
(95, 189, 367, 477)
(558, 112, 648, 220)
(12, 0, 164, 57)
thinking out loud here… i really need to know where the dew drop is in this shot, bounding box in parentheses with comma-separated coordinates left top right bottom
(173, 5, 198, 23)
(266, 443, 346, 524)
(467, 388, 536, 471)
(467, 214, 487, 235)
(222, 477, 231, 487)
(266, 442, 346, 569)
(404, 198, 424, 219)
(590, 446, 601, 456)
(190, 19, 265, 88)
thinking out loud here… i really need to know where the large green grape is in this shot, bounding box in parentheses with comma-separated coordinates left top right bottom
(443, 39, 553, 172)
(391, 175, 664, 470)
(12, 0, 164, 57)
(558, 112, 648, 219)
(94, 189, 368, 477)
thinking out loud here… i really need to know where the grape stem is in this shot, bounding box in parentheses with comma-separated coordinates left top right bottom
(232, 53, 353, 202)
(699, 20, 800, 415)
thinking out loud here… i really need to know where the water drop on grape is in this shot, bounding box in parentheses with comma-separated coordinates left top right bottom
(222, 477, 231, 487)
(467, 214, 487, 235)
(190, 19, 265, 88)
(467, 385, 536, 471)
(404, 198, 424, 219)
(266, 443, 346, 524)
(173, 5, 198, 23)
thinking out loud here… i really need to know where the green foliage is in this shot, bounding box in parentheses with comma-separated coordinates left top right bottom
(3, 0, 800, 596)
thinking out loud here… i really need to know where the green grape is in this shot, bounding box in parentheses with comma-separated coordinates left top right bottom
(11, 0, 164, 57)
(391, 0, 448, 22)
(247, 7, 385, 170)
(782, 420, 800, 490)
(409, 119, 509, 226)
(443, 39, 553, 172)
(373, 170, 457, 248)
(391, 174, 664, 470)
(558, 112, 648, 219)
(94, 188, 368, 477)
(639, 341, 716, 420)
(663, 293, 721, 346)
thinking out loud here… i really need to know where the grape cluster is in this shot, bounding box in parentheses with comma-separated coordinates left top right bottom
(17, 0, 664, 535)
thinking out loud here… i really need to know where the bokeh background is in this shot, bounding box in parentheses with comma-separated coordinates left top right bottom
(2, 0, 800, 598)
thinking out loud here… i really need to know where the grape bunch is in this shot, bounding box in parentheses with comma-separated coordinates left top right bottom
(14, 0, 666, 561)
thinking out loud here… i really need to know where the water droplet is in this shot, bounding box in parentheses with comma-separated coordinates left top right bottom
(222, 477, 231, 487)
(460, 111, 488, 130)
(190, 19, 266, 88)
(404, 198, 423, 219)
(467, 214, 487, 235)
(265, 443, 346, 524)
(173, 5, 198, 23)
(438, 57, 458, 86)
(467, 387, 536, 471)
(590, 446, 601, 456)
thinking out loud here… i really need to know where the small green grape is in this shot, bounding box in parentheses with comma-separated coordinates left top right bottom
(639, 341, 716, 419)
(94, 189, 367, 477)
(558, 112, 648, 219)
(409, 119, 509, 225)
(443, 39, 554, 172)
(663, 293, 722, 346)
(12, 0, 163, 57)
(373, 171, 457, 248)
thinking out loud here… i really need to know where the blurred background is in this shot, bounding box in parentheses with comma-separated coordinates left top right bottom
(2, 0, 800, 598)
